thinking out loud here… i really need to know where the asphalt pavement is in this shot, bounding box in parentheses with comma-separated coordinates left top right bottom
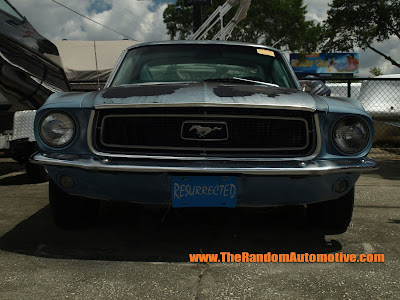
(0, 156, 399, 299)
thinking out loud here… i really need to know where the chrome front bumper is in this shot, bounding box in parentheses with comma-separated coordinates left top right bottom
(31, 153, 379, 176)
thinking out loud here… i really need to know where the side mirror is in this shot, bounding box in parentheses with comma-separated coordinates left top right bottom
(299, 80, 331, 96)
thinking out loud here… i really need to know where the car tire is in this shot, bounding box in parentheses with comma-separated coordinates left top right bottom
(25, 162, 49, 183)
(49, 179, 99, 229)
(307, 187, 354, 234)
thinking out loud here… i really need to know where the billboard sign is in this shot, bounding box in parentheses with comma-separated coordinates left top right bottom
(290, 53, 359, 74)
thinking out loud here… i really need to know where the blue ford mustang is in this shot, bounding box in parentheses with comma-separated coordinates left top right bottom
(31, 41, 378, 232)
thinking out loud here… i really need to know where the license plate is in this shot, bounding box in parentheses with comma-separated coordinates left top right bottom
(172, 176, 237, 208)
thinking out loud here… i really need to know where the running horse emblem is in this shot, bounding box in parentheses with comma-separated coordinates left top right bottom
(190, 125, 222, 137)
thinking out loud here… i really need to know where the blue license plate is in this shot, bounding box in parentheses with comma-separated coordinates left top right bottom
(172, 176, 237, 208)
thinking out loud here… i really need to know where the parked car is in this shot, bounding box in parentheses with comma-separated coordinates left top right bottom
(31, 41, 378, 232)
(0, 0, 70, 182)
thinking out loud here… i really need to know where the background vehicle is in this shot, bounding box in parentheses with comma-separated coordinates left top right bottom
(0, 0, 70, 182)
(53, 40, 137, 92)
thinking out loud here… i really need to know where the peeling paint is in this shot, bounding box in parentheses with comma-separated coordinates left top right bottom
(213, 85, 298, 98)
(102, 85, 182, 99)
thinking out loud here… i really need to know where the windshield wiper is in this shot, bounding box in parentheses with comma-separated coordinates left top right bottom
(204, 77, 279, 88)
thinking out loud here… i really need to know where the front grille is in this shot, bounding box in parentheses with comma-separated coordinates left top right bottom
(93, 107, 317, 158)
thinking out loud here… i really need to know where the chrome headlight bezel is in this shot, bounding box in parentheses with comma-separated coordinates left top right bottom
(39, 111, 76, 148)
(332, 116, 370, 155)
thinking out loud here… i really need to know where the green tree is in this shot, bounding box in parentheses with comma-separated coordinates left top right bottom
(369, 66, 384, 77)
(163, 0, 323, 52)
(164, 1, 194, 40)
(323, 0, 400, 69)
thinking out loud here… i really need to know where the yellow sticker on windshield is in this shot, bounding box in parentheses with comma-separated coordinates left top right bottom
(257, 49, 275, 57)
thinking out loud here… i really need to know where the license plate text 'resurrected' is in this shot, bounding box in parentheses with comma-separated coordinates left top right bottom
(172, 176, 237, 208)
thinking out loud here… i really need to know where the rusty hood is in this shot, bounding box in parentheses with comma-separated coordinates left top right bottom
(81, 82, 329, 112)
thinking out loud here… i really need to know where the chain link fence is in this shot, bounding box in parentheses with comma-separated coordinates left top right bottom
(323, 78, 400, 160)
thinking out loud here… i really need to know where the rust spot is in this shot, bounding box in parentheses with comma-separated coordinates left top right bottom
(213, 85, 297, 98)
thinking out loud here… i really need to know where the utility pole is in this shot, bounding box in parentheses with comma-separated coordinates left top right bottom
(193, 3, 201, 32)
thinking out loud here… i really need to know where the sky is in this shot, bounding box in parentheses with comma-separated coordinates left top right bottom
(11, 0, 400, 77)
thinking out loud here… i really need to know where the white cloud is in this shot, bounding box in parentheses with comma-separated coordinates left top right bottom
(303, 0, 400, 76)
(11, 0, 400, 76)
(356, 36, 400, 77)
(12, 0, 169, 42)
(303, 0, 330, 23)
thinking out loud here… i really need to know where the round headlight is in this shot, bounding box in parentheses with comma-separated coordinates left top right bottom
(333, 117, 369, 154)
(40, 112, 75, 147)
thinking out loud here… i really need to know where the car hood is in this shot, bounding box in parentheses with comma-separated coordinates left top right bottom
(81, 82, 329, 112)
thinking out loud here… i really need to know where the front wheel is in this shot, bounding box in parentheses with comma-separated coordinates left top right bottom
(307, 188, 355, 234)
(49, 179, 99, 229)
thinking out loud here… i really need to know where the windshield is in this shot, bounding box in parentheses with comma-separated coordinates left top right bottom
(111, 44, 297, 89)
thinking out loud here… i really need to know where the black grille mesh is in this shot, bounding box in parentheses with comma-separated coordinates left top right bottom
(94, 107, 316, 157)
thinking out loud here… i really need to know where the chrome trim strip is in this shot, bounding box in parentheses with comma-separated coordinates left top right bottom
(281, 50, 301, 90)
(124, 40, 281, 53)
(94, 103, 316, 112)
(31, 153, 379, 175)
(98, 114, 309, 151)
(98, 113, 309, 119)
(96, 146, 308, 152)
(87, 112, 322, 162)
(105, 50, 128, 88)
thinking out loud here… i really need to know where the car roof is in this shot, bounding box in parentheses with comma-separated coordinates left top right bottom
(125, 40, 281, 53)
